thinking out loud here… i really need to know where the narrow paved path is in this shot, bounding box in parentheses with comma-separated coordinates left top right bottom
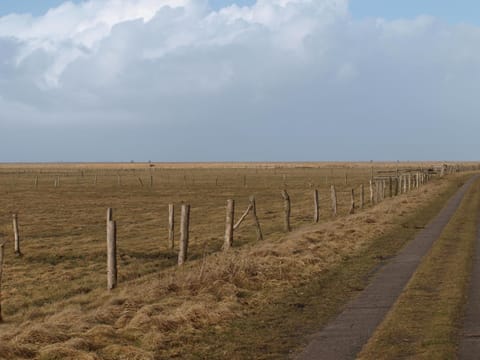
(297, 176, 478, 360)
(459, 204, 480, 359)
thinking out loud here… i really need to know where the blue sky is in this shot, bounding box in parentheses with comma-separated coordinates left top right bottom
(2, 0, 479, 23)
(0, 0, 257, 15)
(351, 0, 480, 24)
(1, 0, 480, 162)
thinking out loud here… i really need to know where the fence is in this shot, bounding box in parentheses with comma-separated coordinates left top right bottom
(0, 162, 475, 322)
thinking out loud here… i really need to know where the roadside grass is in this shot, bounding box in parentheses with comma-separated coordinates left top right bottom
(357, 178, 480, 359)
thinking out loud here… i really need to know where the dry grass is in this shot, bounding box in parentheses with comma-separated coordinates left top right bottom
(357, 178, 480, 359)
(0, 162, 473, 359)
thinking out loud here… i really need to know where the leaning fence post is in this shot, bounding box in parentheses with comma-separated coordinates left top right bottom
(349, 189, 355, 214)
(168, 204, 175, 250)
(281, 190, 291, 232)
(223, 199, 235, 251)
(107, 219, 117, 290)
(249, 196, 263, 240)
(0, 240, 4, 323)
(178, 204, 190, 266)
(331, 185, 337, 216)
(313, 189, 319, 223)
(12, 214, 21, 256)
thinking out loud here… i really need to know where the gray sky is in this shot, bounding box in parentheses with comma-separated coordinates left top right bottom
(0, 0, 479, 162)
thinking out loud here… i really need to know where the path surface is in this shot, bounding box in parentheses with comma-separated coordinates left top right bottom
(297, 176, 478, 360)
(459, 206, 480, 359)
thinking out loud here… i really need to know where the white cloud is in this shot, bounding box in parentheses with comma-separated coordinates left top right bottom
(1, 0, 480, 161)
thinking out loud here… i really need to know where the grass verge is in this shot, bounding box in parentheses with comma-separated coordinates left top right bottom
(357, 178, 480, 359)
(180, 175, 473, 359)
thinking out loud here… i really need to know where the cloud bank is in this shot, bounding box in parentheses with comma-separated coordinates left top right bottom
(0, 0, 479, 161)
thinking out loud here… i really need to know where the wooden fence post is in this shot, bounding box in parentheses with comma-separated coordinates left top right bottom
(249, 196, 263, 240)
(150, 175, 154, 188)
(369, 180, 374, 205)
(403, 175, 407, 193)
(12, 214, 21, 256)
(107, 208, 113, 223)
(281, 190, 291, 232)
(389, 177, 393, 197)
(107, 219, 117, 290)
(349, 189, 355, 214)
(0, 240, 4, 323)
(331, 185, 337, 216)
(360, 184, 364, 209)
(168, 204, 175, 250)
(178, 204, 190, 266)
(313, 189, 319, 223)
(223, 199, 235, 251)
(34, 176, 38, 188)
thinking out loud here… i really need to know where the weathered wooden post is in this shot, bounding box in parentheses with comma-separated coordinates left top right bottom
(403, 175, 407, 193)
(178, 204, 190, 266)
(330, 185, 337, 216)
(223, 199, 235, 251)
(107, 208, 113, 223)
(249, 196, 263, 240)
(138, 177, 144, 187)
(360, 184, 364, 209)
(408, 174, 412, 192)
(281, 190, 291, 232)
(0, 240, 4, 323)
(349, 189, 355, 214)
(313, 189, 319, 223)
(168, 204, 175, 250)
(0, 240, 5, 323)
(369, 179, 374, 205)
(107, 219, 117, 290)
(150, 175, 154, 188)
(12, 214, 21, 256)
(344, 172, 348, 185)
(389, 177, 393, 197)
(34, 176, 38, 188)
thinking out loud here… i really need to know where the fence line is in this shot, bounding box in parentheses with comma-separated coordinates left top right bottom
(0, 166, 471, 308)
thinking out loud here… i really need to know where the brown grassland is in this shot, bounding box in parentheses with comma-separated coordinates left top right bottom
(0, 162, 475, 359)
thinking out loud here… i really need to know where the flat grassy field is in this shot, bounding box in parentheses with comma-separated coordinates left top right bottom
(0, 162, 473, 359)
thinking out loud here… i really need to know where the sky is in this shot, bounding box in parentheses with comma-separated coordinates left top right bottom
(0, 0, 479, 162)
